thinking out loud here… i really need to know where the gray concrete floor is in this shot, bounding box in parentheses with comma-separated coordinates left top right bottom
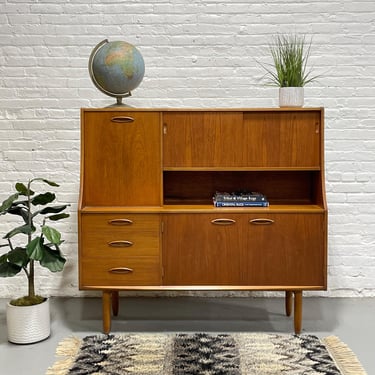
(0, 296, 373, 374)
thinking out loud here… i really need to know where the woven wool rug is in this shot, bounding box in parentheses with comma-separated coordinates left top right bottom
(47, 333, 366, 375)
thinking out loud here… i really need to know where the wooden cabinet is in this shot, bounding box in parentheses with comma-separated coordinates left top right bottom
(78, 107, 327, 334)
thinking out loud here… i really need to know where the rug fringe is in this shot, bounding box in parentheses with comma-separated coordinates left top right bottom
(45, 337, 82, 375)
(322, 336, 367, 375)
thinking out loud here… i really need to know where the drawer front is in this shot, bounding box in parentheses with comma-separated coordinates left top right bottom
(80, 257, 161, 286)
(80, 214, 160, 257)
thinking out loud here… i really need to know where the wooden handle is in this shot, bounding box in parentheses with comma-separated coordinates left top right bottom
(108, 219, 133, 226)
(211, 218, 236, 225)
(249, 218, 275, 225)
(111, 116, 134, 123)
(108, 240, 133, 248)
(108, 267, 133, 274)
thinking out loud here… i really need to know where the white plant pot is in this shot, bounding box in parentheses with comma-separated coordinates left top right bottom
(279, 87, 304, 107)
(6, 298, 50, 344)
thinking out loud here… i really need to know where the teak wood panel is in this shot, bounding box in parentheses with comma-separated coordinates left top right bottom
(163, 111, 244, 167)
(81, 111, 162, 206)
(242, 111, 321, 168)
(162, 213, 325, 287)
(163, 111, 321, 168)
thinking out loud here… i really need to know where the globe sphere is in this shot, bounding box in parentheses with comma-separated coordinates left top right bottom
(89, 39, 145, 105)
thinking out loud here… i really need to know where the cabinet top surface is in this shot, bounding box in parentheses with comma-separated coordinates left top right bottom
(81, 107, 324, 112)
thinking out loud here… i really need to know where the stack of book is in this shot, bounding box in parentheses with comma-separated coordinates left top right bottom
(213, 191, 269, 207)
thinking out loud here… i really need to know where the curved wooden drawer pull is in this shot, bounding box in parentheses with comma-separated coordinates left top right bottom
(108, 267, 133, 274)
(108, 240, 133, 248)
(111, 116, 135, 123)
(211, 218, 236, 225)
(250, 218, 275, 225)
(108, 219, 133, 226)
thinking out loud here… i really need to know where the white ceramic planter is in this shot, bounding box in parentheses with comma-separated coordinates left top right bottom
(279, 87, 304, 107)
(6, 298, 50, 344)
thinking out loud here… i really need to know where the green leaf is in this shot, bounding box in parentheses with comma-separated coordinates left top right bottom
(26, 236, 44, 260)
(0, 253, 8, 264)
(0, 193, 19, 213)
(40, 245, 66, 272)
(7, 247, 29, 267)
(15, 183, 34, 196)
(4, 224, 35, 239)
(31, 192, 56, 206)
(0, 262, 22, 277)
(39, 205, 69, 215)
(8, 206, 29, 222)
(32, 178, 59, 187)
(42, 226, 61, 245)
(49, 213, 70, 221)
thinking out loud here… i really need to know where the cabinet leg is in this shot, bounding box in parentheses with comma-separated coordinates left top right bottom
(102, 290, 112, 334)
(112, 291, 119, 316)
(293, 290, 303, 334)
(285, 291, 293, 316)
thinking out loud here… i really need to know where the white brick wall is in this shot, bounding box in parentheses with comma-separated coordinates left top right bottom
(1, 0, 374, 298)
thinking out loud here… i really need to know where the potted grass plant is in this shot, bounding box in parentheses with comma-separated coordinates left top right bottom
(0, 178, 69, 344)
(259, 34, 319, 107)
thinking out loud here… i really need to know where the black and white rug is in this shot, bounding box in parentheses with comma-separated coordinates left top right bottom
(47, 333, 366, 374)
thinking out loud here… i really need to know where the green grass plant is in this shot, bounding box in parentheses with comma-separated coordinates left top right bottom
(261, 34, 319, 87)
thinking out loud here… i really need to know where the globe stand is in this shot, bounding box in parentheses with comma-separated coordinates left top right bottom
(106, 93, 133, 108)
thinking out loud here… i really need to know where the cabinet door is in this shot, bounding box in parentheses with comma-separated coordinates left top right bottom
(163, 111, 244, 167)
(242, 213, 326, 287)
(82, 111, 162, 206)
(242, 111, 321, 168)
(162, 214, 243, 285)
(162, 213, 326, 288)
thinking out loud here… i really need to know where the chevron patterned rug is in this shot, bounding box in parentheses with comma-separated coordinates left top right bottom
(47, 333, 366, 375)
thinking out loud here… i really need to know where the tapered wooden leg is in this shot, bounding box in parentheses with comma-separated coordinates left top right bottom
(293, 290, 303, 334)
(112, 291, 119, 316)
(102, 290, 112, 334)
(285, 291, 293, 316)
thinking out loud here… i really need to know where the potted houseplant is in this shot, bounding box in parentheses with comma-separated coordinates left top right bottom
(0, 178, 69, 344)
(259, 34, 319, 107)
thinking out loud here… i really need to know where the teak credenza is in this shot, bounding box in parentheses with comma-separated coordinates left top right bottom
(78, 107, 327, 334)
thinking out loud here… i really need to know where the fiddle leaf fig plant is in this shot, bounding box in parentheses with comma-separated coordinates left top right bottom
(0, 178, 69, 306)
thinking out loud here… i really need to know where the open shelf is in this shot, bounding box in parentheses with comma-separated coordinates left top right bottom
(163, 170, 324, 207)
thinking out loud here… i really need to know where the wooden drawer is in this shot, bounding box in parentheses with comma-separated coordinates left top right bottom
(80, 257, 161, 287)
(80, 214, 160, 257)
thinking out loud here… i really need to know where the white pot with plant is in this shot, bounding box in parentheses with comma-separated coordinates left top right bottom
(0, 178, 69, 344)
(259, 34, 319, 107)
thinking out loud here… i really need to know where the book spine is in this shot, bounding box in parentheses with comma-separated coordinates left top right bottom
(216, 196, 266, 202)
(214, 201, 269, 207)
(214, 193, 267, 202)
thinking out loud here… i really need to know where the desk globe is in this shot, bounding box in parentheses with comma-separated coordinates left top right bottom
(88, 39, 145, 106)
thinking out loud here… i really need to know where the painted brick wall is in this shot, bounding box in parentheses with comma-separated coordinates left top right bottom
(0, 0, 374, 298)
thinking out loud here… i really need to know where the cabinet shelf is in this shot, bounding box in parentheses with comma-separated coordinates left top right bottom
(163, 170, 325, 208)
(161, 204, 325, 213)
